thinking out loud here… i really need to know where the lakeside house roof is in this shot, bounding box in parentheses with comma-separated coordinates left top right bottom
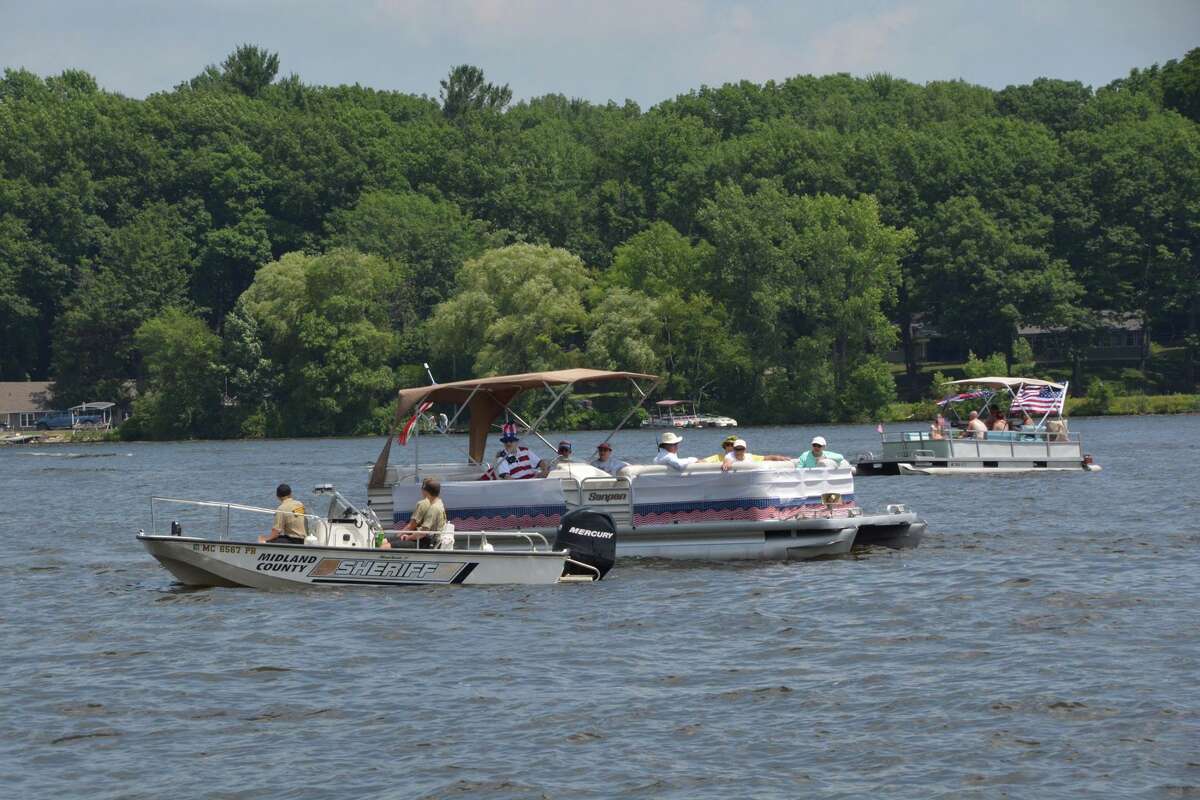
(1018, 311, 1143, 336)
(0, 381, 53, 414)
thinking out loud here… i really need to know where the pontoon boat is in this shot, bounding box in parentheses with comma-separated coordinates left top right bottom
(369, 369, 926, 559)
(855, 377, 1100, 476)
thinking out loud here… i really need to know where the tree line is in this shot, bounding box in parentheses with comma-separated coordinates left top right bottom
(1, 45, 1197, 438)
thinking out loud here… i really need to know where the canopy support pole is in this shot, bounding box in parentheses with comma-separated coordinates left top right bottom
(600, 378, 659, 448)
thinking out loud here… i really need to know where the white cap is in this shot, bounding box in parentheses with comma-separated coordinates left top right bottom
(732, 438, 747, 449)
(811, 436, 827, 447)
(659, 431, 683, 445)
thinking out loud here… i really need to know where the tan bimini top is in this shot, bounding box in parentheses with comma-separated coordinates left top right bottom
(370, 369, 659, 487)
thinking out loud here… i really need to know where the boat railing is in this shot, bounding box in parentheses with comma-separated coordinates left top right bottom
(881, 429, 1080, 444)
(881, 429, 1083, 462)
(149, 497, 335, 543)
(451, 530, 553, 551)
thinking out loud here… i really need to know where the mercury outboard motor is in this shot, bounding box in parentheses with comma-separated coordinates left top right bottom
(554, 507, 617, 580)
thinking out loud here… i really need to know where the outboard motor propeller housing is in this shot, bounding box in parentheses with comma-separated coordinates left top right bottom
(554, 508, 617, 580)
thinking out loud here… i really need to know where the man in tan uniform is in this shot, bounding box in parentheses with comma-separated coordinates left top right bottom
(382, 478, 449, 549)
(260, 484, 307, 543)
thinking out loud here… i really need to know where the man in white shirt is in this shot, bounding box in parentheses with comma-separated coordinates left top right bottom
(653, 430, 697, 470)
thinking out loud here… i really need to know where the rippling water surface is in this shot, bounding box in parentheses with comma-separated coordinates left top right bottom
(2, 417, 1198, 799)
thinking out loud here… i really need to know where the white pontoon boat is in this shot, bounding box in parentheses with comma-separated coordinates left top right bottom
(137, 486, 615, 588)
(642, 399, 737, 429)
(855, 376, 1100, 476)
(369, 369, 926, 559)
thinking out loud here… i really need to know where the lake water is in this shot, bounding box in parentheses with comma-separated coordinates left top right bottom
(1, 416, 1198, 798)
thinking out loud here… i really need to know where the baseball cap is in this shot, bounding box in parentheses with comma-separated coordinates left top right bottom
(557, 440, 572, 451)
(722, 434, 738, 446)
(597, 442, 612, 451)
(811, 436, 827, 447)
(732, 438, 747, 449)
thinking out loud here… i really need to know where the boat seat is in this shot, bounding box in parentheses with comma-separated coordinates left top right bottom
(547, 462, 610, 480)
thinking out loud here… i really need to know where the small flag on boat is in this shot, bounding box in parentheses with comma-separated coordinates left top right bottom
(1012, 384, 1065, 414)
(398, 401, 434, 445)
(937, 389, 994, 406)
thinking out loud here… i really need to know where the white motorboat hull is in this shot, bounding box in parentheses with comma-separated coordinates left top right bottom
(895, 463, 1102, 476)
(138, 535, 573, 588)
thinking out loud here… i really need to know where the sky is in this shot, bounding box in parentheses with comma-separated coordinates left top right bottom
(2, 0, 1197, 108)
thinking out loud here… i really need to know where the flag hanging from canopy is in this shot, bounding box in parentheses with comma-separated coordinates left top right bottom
(398, 401, 434, 445)
(1012, 384, 1065, 414)
(937, 389, 994, 407)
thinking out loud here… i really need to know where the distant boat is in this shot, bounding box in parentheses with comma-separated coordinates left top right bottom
(855, 376, 1100, 476)
(641, 399, 737, 429)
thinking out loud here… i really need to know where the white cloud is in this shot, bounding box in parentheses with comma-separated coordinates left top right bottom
(803, 3, 922, 76)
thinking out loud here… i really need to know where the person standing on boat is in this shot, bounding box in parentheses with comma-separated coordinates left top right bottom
(382, 478, 449, 549)
(654, 431, 697, 470)
(590, 442, 629, 475)
(259, 484, 307, 544)
(701, 434, 740, 463)
(495, 424, 546, 479)
(795, 436, 845, 468)
(965, 410, 988, 439)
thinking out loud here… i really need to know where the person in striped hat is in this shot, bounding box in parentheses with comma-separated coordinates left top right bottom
(495, 423, 546, 480)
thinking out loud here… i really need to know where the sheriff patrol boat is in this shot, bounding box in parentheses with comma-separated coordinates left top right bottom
(137, 486, 615, 588)
(368, 369, 926, 560)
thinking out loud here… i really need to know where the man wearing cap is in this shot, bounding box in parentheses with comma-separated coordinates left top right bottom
(654, 431, 697, 470)
(495, 425, 546, 480)
(590, 442, 629, 476)
(701, 434, 740, 463)
(795, 436, 846, 468)
(549, 440, 575, 471)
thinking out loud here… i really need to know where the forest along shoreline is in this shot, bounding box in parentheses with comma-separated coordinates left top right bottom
(2, 47, 1197, 441)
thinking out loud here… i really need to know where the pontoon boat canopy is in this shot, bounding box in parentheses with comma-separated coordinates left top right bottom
(655, 399, 687, 406)
(371, 369, 659, 486)
(942, 377, 1065, 390)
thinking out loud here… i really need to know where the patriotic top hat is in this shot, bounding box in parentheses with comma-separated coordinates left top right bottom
(500, 422, 520, 443)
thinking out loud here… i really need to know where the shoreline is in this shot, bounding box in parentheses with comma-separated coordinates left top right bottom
(3, 399, 1198, 447)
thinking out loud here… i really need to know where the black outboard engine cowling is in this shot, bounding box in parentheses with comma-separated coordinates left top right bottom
(554, 508, 617, 580)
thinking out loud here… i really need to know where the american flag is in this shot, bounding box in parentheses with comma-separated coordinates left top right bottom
(938, 389, 993, 407)
(397, 401, 434, 445)
(1013, 385, 1065, 414)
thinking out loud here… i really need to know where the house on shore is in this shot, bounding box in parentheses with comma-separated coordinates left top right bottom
(1018, 312, 1147, 364)
(0, 381, 54, 430)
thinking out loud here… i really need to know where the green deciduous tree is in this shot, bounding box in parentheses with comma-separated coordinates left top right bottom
(326, 190, 495, 318)
(51, 203, 197, 404)
(238, 249, 405, 435)
(439, 65, 512, 119)
(131, 308, 224, 439)
(427, 244, 591, 376)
